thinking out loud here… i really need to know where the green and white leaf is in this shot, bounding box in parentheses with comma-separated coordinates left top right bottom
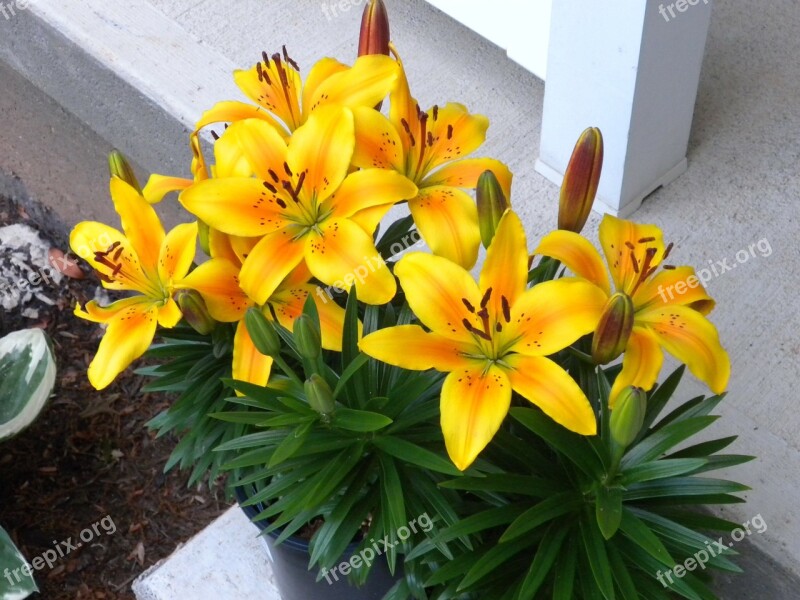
(0, 329, 56, 441)
(0, 525, 38, 599)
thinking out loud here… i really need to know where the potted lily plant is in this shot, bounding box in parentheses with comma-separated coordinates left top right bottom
(68, 2, 750, 598)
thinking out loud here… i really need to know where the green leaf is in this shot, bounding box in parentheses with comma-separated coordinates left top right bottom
(516, 522, 569, 599)
(332, 353, 370, 399)
(379, 456, 407, 574)
(341, 288, 368, 408)
(620, 458, 709, 484)
(621, 416, 719, 468)
(372, 437, 462, 476)
(684, 454, 754, 475)
(606, 542, 638, 600)
(669, 436, 738, 459)
(439, 474, 563, 497)
(652, 394, 725, 432)
(618, 508, 674, 566)
(510, 407, 604, 478)
(332, 408, 393, 432)
(637, 366, 686, 439)
(432, 505, 529, 545)
(624, 477, 750, 501)
(580, 513, 616, 600)
(458, 534, 534, 591)
(501, 493, 582, 542)
(0, 329, 56, 440)
(595, 485, 623, 540)
(0, 525, 38, 597)
(551, 534, 578, 600)
(269, 421, 313, 467)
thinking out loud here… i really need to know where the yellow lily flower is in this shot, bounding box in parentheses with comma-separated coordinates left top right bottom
(179, 234, 348, 388)
(179, 108, 418, 306)
(360, 211, 607, 471)
(194, 48, 400, 137)
(350, 54, 513, 269)
(535, 214, 731, 405)
(70, 178, 198, 390)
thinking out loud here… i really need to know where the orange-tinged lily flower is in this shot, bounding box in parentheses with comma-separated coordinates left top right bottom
(350, 54, 513, 269)
(70, 178, 198, 390)
(360, 211, 607, 470)
(194, 47, 400, 137)
(179, 235, 349, 388)
(179, 108, 418, 306)
(535, 214, 731, 405)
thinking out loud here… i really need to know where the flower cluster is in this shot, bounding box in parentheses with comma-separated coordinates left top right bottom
(70, 9, 729, 475)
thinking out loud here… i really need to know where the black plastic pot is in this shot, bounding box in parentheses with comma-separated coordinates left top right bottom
(235, 485, 401, 600)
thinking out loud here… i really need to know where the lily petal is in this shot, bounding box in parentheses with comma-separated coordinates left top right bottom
(74, 296, 150, 324)
(182, 258, 253, 322)
(110, 177, 165, 276)
(508, 279, 607, 356)
(142, 175, 192, 204)
(534, 230, 611, 296)
(288, 106, 354, 204)
(217, 119, 289, 181)
(271, 283, 349, 351)
(504, 354, 597, 435)
(634, 266, 715, 315)
(479, 211, 528, 316)
(208, 230, 241, 264)
(240, 230, 306, 305)
(609, 328, 664, 406)
(234, 63, 302, 131)
(349, 204, 396, 236)
(158, 222, 198, 284)
(307, 55, 399, 119)
(195, 100, 285, 136)
(360, 325, 474, 371)
(233, 320, 274, 389)
(302, 57, 349, 114)
(351, 106, 405, 172)
(395, 252, 481, 341)
(179, 178, 288, 237)
(305, 219, 396, 305)
(157, 298, 183, 328)
(422, 103, 489, 174)
(637, 305, 730, 395)
(327, 168, 417, 219)
(441, 364, 511, 471)
(70, 222, 148, 292)
(86, 300, 158, 390)
(409, 186, 481, 269)
(599, 214, 664, 295)
(422, 158, 513, 199)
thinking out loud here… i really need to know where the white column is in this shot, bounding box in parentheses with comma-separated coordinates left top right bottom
(536, 0, 714, 216)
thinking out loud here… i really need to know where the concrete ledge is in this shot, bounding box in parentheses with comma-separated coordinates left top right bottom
(0, 0, 235, 177)
(132, 507, 280, 600)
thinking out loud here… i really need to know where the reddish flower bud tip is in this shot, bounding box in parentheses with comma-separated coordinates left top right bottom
(592, 292, 634, 365)
(176, 290, 216, 335)
(359, 0, 391, 57)
(558, 127, 603, 234)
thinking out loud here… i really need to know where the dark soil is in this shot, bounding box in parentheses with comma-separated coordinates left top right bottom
(0, 193, 230, 599)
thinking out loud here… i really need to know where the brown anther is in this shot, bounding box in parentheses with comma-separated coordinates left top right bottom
(283, 162, 293, 177)
(427, 132, 434, 147)
(257, 62, 264, 82)
(495, 322, 503, 333)
(294, 171, 307, 197)
(268, 169, 280, 183)
(638, 237, 656, 243)
(480, 287, 493, 308)
(663, 265, 676, 270)
(432, 105, 439, 121)
(447, 124, 454, 140)
(630, 252, 640, 274)
(625, 241, 636, 250)
(112, 247, 124, 261)
(276, 198, 287, 209)
(462, 298, 476, 313)
(261, 51, 270, 66)
(263, 181, 278, 193)
(282, 45, 299, 71)
(211, 131, 220, 141)
(501, 296, 511, 323)
(663, 242, 674, 261)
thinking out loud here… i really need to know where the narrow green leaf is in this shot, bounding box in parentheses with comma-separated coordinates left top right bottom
(595, 485, 623, 540)
(579, 513, 616, 600)
(332, 408, 393, 432)
(620, 458, 709, 484)
(372, 436, 462, 476)
(501, 493, 582, 542)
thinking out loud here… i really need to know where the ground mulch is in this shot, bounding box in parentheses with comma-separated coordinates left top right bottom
(0, 193, 231, 599)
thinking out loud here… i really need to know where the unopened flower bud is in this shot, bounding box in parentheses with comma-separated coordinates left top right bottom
(176, 289, 215, 335)
(198, 220, 211, 256)
(108, 150, 141, 192)
(592, 292, 634, 365)
(294, 314, 322, 361)
(558, 127, 603, 234)
(305, 374, 336, 416)
(359, 0, 391, 57)
(477, 170, 511, 249)
(610, 386, 647, 448)
(245, 308, 281, 357)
